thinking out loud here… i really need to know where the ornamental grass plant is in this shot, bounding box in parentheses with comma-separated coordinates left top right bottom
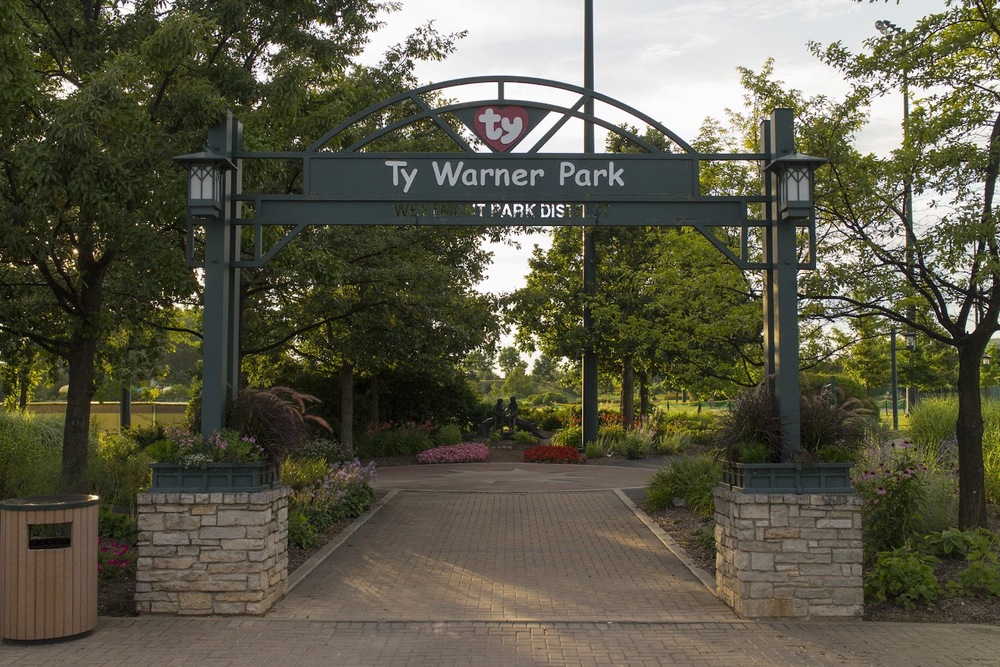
(644, 454, 721, 519)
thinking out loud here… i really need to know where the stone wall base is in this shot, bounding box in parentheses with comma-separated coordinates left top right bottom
(714, 487, 863, 619)
(136, 486, 289, 615)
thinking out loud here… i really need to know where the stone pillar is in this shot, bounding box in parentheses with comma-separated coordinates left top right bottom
(714, 487, 863, 619)
(136, 486, 289, 615)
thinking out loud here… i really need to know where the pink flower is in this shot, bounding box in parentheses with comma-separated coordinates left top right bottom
(875, 487, 887, 495)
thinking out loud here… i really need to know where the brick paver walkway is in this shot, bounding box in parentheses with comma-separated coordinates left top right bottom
(3, 464, 1000, 665)
(269, 490, 733, 623)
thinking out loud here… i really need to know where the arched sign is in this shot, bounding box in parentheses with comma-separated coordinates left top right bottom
(176, 76, 822, 457)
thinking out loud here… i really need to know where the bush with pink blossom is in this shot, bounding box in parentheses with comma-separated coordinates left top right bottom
(416, 443, 490, 464)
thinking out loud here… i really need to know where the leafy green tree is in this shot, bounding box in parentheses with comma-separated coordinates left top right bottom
(796, 0, 1000, 526)
(0, 0, 445, 491)
(497, 346, 528, 378)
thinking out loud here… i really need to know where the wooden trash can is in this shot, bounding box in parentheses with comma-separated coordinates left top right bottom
(0, 495, 99, 640)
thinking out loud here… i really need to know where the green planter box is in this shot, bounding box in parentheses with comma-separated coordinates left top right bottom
(722, 461, 853, 494)
(150, 462, 276, 492)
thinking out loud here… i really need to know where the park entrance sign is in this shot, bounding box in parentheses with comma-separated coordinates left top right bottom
(175, 76, 823, 457)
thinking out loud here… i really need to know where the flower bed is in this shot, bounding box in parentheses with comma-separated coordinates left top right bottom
(285, 458, 378, 549)
(416, 442, 490, 464)
(524, 444, 580, 464)
(98, 537, 137, 580)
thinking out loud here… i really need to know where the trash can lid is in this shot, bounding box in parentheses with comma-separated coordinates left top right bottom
(0, 494, 99, 511)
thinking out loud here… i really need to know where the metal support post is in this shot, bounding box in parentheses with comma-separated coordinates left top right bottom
(766, 109, 802, 459)
(200, 112, 240, 437)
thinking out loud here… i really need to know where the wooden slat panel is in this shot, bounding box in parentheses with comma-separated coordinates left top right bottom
(0, 502, 99, 640)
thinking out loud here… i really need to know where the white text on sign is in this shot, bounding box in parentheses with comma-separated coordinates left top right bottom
(383, 160, 626, 194)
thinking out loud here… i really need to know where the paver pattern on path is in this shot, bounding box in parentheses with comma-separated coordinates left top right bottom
(269, 490, 733, 623)
(4, 465, 1000, 666)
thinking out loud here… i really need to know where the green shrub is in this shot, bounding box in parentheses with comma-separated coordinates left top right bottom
(513, 430, 538, 446)
(287, 508, 318, 550)
(731, 442, 771, 463)
(865, 546, 941, 609)
(596, 424, 627, 447)
(550, 425, 582, 448)
(523, 392, 571, 408)
(355, 421, 435, 458)
(584, 442, 606, 459)
(644, 455, 721, 519)
(608, 429, 655, 460)
(88, 431, 152, 513)
(521, 405, 572, 431)
(123, 423, 166, 448)
(435, 423, 463, 446)
(918, 528, 993, 560)
(98, 505, 139, 545)
(656, 412, 717, 445)
(0, 412, 65, 498)
(954, 560, 1000, 598)
(280, 456, 333, 491)
(652, 431, 692, 455)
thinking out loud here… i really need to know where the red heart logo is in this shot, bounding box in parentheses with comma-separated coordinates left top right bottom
(473, 106, 529, 153)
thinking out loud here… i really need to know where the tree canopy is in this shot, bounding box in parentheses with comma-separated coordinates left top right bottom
(0, 0, 463, 490)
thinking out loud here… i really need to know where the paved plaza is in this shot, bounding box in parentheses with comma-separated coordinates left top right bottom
(2, 462, 999, 665)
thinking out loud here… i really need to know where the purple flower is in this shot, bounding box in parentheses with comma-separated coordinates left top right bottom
(875, 487, 887, 495)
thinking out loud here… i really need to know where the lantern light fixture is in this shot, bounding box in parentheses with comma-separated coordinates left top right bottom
(173, 147, 236, 219)
(764, 152, 828, 221)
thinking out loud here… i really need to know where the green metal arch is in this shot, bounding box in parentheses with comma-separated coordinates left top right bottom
(306, 75, 695, 155)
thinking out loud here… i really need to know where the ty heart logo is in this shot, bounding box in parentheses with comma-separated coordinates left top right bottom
(474, 106, 529, 153)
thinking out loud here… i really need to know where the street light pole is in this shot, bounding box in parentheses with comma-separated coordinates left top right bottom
(891, 327, 899, 431)
(877, 19, 918, 413)
(581, 0, 599, 449)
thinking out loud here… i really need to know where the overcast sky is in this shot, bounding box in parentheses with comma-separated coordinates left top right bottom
(359, 0, 945, 297)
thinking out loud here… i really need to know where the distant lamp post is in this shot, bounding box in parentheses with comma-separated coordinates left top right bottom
(764, 152, 828, 221)
(878, 18, 918, 411)
(173, 148, 236, 219)
(890, 327, 899, 430)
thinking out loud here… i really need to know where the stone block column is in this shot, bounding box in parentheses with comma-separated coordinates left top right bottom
(714, 487, 862, 619)
(135, 486, 289, 615)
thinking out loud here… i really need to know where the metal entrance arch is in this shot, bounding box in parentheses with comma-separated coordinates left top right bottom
(176, 76, 823, 459)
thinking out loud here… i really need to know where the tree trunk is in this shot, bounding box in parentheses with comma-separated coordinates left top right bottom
(61, 333, 98, 493)
(18, 373, 28, 411)
(60, 261, 106, 493)
(638, 370, 650, 425)
(621, 356, 635, 429)
(340, 362, 354, 451)
(956, 342, 988, 529)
